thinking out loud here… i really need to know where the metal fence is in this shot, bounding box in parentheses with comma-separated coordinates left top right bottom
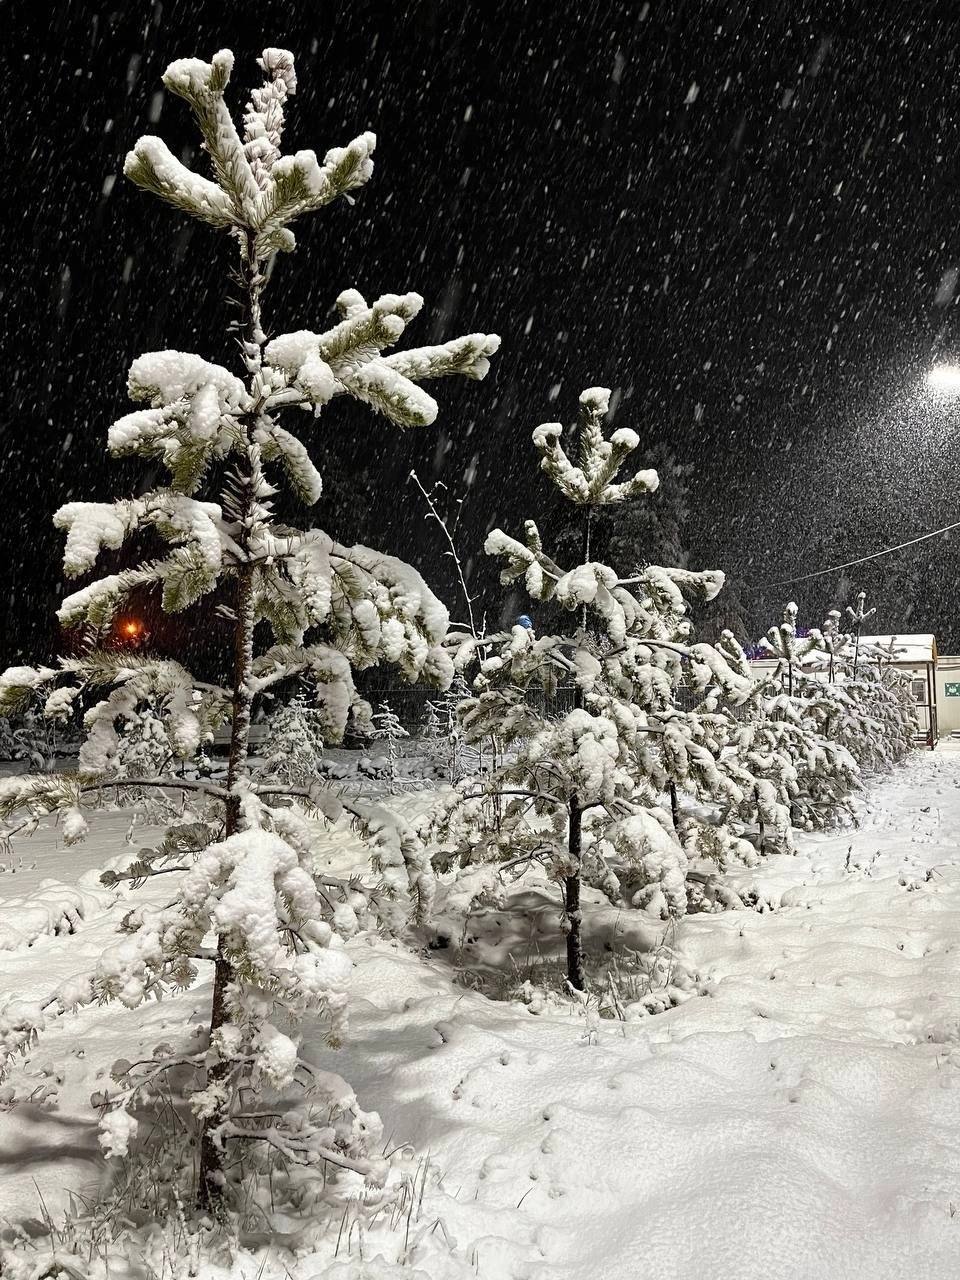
(362, 684, 581, 736)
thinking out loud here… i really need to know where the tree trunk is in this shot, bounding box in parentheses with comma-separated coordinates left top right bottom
(198, 563, 256, 1208)
(562, 502, 592, 993)
(755, 783, 765, 855)
(198, 233, 263, 1211)
(565, 795, 585, 990)
(668, 780, 680, 833)
(581, 507, 592, 621)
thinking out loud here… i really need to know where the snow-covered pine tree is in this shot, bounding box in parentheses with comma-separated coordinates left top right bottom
(809, 617, 918, 774)
(114, 696, 175, 778)
(846, 589, 877, 670)
(435, 387, 742, 989)
(856, 664, 918, 766)
(602, 576, 794, 880)
(749, 600, 862, 829)
(656, 701, 787, 872)
(419, 698, 446, 778)
(422, 699, 443, 741)
(759, 600, 826, 696)
(0, 45, 498, 1212)
(801, 665, 916, 778)
(705, 628, 795, 856)
(369, 701, 410, 788)
(820, 608, 847, 682)
(553, 440, 692, 578)
(260, 690, 326, 786)
(422, 671, 471, 783)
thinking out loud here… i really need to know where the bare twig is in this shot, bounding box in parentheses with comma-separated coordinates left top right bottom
(409, 469, 479, 639)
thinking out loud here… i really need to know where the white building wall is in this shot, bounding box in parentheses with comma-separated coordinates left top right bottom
(936, 657, 960, 736)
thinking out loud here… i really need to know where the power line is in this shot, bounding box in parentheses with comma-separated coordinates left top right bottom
(763, 518, 960, 588)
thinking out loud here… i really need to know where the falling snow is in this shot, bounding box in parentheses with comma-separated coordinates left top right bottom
(1, 7, 960, 1279)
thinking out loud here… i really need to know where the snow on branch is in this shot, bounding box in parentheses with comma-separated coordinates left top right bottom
(125, 47, 377, 254)
(251, 642, 360, 742)
(0, 653, 226, 784)
(484, 520, 564, 601)
(242, 48, 297, 189)
(106, 351, 252, 494)
(0, 664, 58, 717)
(0, 971, 97, 1077)
(283, 530, 454, 685)
(254, 419, 323, 505)
(253, 133, 376, 254)
(123, 135, 238, 228)
(533, 386, 659, 506)
(264, 289, 500, 428)
(55, 491, 224, 579)
(53, 491, 228, 629)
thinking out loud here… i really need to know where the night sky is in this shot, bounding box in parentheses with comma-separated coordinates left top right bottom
(5, 0, 960, 667)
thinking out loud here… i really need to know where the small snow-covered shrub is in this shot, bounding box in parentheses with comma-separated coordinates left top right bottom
(421, 674, 472, 784)
(114, 696, 174, 777)
(368, 701, 410, 791)
(0, 706, 79, 769)
(259, 691, 326, 786)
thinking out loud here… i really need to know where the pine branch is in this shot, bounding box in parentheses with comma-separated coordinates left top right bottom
(92, 777, 230, 801)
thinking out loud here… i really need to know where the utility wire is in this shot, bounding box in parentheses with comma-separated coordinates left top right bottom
(764, 517, 960, 588)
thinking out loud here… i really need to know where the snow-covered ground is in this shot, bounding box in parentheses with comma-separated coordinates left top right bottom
(4, 753, 960, 1278)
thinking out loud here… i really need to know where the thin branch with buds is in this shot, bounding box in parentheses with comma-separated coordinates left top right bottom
(409, 469, 480, 639)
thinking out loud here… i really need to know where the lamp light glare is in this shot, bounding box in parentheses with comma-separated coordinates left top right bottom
(927, 364, 960, 392)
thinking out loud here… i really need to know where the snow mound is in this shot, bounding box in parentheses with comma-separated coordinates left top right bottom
(0, 877, 112, 951)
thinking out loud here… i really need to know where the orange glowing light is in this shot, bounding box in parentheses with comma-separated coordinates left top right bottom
(121, 620, 142, 638)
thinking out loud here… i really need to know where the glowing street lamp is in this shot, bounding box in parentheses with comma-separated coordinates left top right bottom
(118, 618, 147, 648)
(926, 364, 960, 393)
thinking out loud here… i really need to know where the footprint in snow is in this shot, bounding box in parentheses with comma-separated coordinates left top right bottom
(430, 1019, 458, 1047)
(478, 1153, 513, 1181)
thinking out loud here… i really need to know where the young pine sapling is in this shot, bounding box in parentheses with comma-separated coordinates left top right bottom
(0, 45, 499, 1212)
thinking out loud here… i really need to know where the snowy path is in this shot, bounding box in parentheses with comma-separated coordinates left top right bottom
(3, 755, 960, 1277)
(337, 752, 960, 1278)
